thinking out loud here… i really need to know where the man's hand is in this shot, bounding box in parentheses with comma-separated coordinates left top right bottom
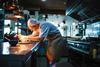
(18, 34, 29, 43)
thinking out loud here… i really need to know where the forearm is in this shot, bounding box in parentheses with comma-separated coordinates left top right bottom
(27, 36, 41, 42)
(18, 35, 39, 42)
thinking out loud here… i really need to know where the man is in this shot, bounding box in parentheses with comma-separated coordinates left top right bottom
(19, 18, 68, 66)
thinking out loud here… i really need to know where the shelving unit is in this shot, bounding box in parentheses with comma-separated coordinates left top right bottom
(0, 9, 4, 42)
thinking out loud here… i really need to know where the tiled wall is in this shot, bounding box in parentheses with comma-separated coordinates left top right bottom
(65, 16, 79, 37)
(46, 14, 79, 37)
(30, 13, 79, 37)
(86, 21, 100, 37)
(46, 14, 66, 36)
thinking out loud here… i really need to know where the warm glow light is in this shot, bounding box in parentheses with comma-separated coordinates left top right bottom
(18, 45, 28, 51)
(14, 15, 24, 18)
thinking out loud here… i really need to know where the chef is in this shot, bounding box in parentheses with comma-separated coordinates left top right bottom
(19, 18, 68, 66)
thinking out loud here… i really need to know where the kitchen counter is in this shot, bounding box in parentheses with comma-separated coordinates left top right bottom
(67, 38, 100, 61)
(67, 40, 91, 54)
(0, 42, 38, 55)
(0, 42, 39, 67)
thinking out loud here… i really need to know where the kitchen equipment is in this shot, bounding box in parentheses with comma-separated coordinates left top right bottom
(9, 40, 18, 47)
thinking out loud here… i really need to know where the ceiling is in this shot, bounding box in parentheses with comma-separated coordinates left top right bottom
(66, 0, 100, 21)
(18, 0, 100, 21)
(0, 0, 100, 21)
(18, 0, 66, 14)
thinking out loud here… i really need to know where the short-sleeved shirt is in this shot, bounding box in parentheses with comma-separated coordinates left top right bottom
(39, 22, 61, 39)
(39, 22, 68, 58)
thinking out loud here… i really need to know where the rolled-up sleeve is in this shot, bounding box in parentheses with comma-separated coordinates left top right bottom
(39, 24, 50, 38)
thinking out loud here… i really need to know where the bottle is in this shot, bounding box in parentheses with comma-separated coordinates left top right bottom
(92, 48, 97, 59)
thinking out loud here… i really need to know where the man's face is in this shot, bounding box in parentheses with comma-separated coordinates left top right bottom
(28, 22, 39, 31)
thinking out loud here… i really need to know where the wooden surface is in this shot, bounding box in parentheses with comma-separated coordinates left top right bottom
(0, 42, 38, 67)
(0, 42, 37, 55)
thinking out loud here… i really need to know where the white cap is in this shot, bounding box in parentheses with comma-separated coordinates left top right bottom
(27, 18, 39, 24)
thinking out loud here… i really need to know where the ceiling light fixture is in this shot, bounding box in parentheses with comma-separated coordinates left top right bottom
(14, 15, 24, 18)
(41, 0, 46, 2)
